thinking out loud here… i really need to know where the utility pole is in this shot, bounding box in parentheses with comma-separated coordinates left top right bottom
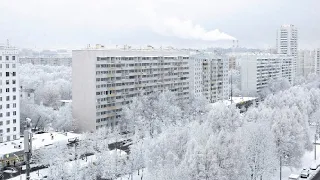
(24, 118, 32, 180)
(280, 155, 282, 180)
(230, 72, 233, 104)
(315, 134, 317, 160)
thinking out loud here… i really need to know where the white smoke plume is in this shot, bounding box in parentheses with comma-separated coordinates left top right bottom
(137, 0, 236, 41)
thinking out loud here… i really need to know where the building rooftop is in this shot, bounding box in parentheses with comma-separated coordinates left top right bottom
(0, 132, 80, 156)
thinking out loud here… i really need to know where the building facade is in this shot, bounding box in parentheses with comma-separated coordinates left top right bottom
(240, 54, 294, 96)
(277, 24, 298, 81)
(316, 49, 320, 74)
(189, 53, 229, 102)
(19, 56, 72, 66)
(72, 47, 190, 132)
(0, 45, 20, 142)
(297, 50, 316, 77)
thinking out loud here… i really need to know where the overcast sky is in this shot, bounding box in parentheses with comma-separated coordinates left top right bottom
(0, 0, 319, 49)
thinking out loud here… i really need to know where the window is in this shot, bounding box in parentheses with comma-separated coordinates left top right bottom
(0, 121, 2, 126)
(13, 135, 16, 139)
(6, 64, 9, 68)
(13, 111, 16, 115)
(0, 113, 2, 117)
(13, 88, 16, 92)
(6, 120, 9, 125)
(5, 72, 9, 77)
(0, 97, 2, 101)
(0, 56, 2, 60)
(6, 56, 9, 61)
(12, 56, 15, 60)
(13, 119, 16, 124)
(6, 80, 9, 85)
(6, 96, 9, 101)
(6, 128, 10, 133)
(12, 64, 16, 68)
(6, 104, 9, 108)
(6, 112, 10, 117)
(5, 88, 9, 92)
(12, 80, 16, 84)
(13, 103, 16, 108)
(13, 95, 16, 100)
(12, 72, 16, 76)
(6, 136, 10, 141)
(13, 127, 16, 131)
(0, 129, 2, 133)
(0, 64, 2, 68)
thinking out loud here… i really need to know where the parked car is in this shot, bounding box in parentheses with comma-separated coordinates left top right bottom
(310, 161, 320, 170)
(3, 167, 18, 174)
(300, 168, 310, 178)
(288, 174, 300, 180)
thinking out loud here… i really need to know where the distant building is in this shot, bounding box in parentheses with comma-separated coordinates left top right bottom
(0, 44, 20, 142)
(316, 49, 320, 74)
(19, 56, 72, 66)
(276, 24, 298, 81)
(72, 46, 190, 132)
(240, 54, 294, 96)
(297, 50, 317, 77)
(20, 87, 35, 104)
(189, 53, 229, 102)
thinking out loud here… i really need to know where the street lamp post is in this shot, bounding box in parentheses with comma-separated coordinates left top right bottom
(24, 118, 32, 180)
(13, 154, 21, 180)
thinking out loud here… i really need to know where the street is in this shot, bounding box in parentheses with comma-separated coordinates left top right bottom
(312, 170, 320, 180)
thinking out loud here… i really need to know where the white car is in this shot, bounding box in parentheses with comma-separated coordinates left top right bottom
(288, 174, 300, 180)
(3, 167, 18, 174)
(300, 168, 310, 178)
(310, 161, 320, 170)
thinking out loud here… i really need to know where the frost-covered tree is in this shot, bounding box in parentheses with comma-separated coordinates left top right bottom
(260, 77, 291, 98)
(241, 123, 277, 180)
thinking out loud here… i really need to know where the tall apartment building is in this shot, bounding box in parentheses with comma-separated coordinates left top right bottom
(19, 56, 72, 66)
(316, 49, 320, 74)
(189, 53, 229, 102)
(277, 24, 298, 81)
(72, 47, 190, 132)
(297, 50, 316, 77)
(0, 45, 20, 142)
(240, 54, 293, 96)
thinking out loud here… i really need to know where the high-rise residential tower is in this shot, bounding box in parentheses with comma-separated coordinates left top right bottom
(0, 44, 20, 142)
(277, 24, 298, 80)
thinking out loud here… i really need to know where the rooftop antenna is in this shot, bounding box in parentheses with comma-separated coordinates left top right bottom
(6, 39, 9, 47)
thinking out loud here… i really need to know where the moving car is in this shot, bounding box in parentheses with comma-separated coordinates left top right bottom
(300, 168, 310, 178)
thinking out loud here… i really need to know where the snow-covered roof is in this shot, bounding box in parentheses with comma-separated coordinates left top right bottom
(215, 97, 257, 106)
(0, 132, 81, 156)
(59, 100, 72, 103)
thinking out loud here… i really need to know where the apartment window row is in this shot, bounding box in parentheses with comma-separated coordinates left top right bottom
(3, 88, 17, 93)
(0, 111, 17, 117)
(0, 95, 17, 101)
(5, 72, 16, 77)
(0, 127, 17, 134)
(0, 119, 17, 126)
(97, 56, 189, 61)
(0, 64, 16, 69)
(0, 56, 16, 61)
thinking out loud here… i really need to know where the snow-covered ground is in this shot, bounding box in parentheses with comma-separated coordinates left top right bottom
(0, 131, 81, 156)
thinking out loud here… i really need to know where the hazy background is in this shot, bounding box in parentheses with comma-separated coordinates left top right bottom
(0, 0, 319, 49)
